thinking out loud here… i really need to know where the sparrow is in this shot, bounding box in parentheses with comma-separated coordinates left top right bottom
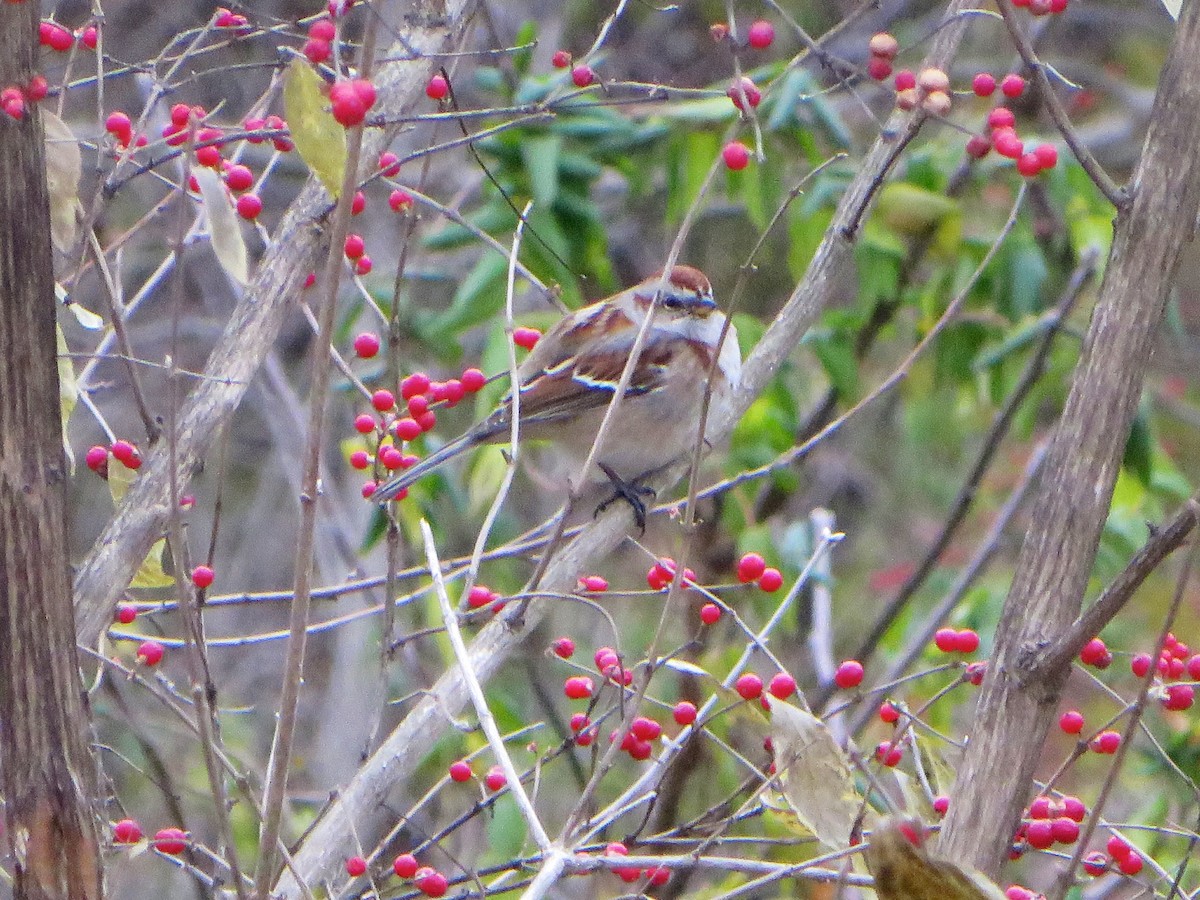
(372, 265, 741, 527)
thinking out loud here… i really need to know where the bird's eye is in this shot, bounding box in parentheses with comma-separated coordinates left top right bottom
(662, 295, 683, 310)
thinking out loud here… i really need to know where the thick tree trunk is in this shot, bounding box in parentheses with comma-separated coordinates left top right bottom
(0, 6, 103, 900)
(939, 0, 1200, 878)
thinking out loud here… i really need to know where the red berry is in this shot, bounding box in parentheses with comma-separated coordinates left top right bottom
(105, 111, 132, 139)
(344, 233, 365, 259)
(571, 65, 595, 88)
(551, 637, 575, 659)
(966, 661, 987, 685)
(647, 866, 670, 887)
(484, 765, 506, 791)
(1025, 820, 1054, 850)
(195, 144, 222, 168)
(85, 445, 109, 472)
(467, 585, 495, 609)
(727, 76, 762, 111)
(932, 796, 949, 816)
(736, 552, 766, 583)
(628, 738, 652, 760)
(79, 26, 98, 50)
(346, 855, 367, 876)
(1130, 652, 1152, 677)
(834, 659, 864, 689)
(894, 70, 916, 91)
(564, 676, 594, 699)
(954, 629, 980, 653)
(460, 367, 486, 392)
(1118, 853, 1143, 876)
(1001, 74, 1026, 98)
(988, 107, 1016, 130)
(352, 332, 380, 358)
(1058, 709, 1084, 734)
(1080, 637, 1109, 666)
(1033, 143, 1058, 169)
(768, 672, 797, 699)
(1028, 796, 1052, 819)
(934, 627, 958, 653)
(354, 414, 377, 434)
(594, 647, 619, 669)
(153, 827, 187, 855)
(1051, 817, 1079, 844)
(308, 18, 336, 41)
(1083, 852, 1108, 875)
(330, 83, 367, 126)
(673, 701, 697, 726)
(631, 716, 661, 741)
(972, 73, 996, 96)
(378, 446, 404, 471)
(448, 760, 472, 782)
(27, 75, 48, 102)
(355, 256, 372, 276)
(393, 853, 419, 878)
(415, 867, 448, 897)
(1187, 653, 1200, 679)
(735, 673, 763, 700)
(568, 713, 590, 734)
(113, 818, 142, 843)
(513, 327, 541, 350)
(722, 141, 751, 171)
(879, 702, 900, 724)
(349, 450, 371, 470)
(426, 74, 448, 100)
(304, 38, 331, 64)
(350, 190, 366, 215)
(1107, 835, 1131, 859)
(699, 603, 721, 625)
(1016, 152, 1043, 177)
(115, 604, 137, 625)
(551, 50, 571, 69)
(236, 194, 263, 220)
(389, 189, 413, 212)
(224, 164, 254, 192)
(191, 565, 214, 588)
(111, 439, 140, 468)
(578, 575, 608, 592)
(379, 151, 401, 177)
(137, 640, 165, 666)
(400, 372, 431, 399)
(758, 568, 783, 592)
(1162, 683, 1194, 711)
(867, 58, 892, 81)
(1062, 796, 1086, 822)
(44, 22, 75, 52)
(392, 418, 419, 442)
(747, 19, 775, 49)
(994, 131, 1024, 159)
(875, 741, 902, 766)
(1092, 730, 1121, 754)
(371, 389, 395, 412)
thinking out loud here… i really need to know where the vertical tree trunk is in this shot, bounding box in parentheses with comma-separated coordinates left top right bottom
(0, 6, 103, 900)
(939, 0, 1200, 877)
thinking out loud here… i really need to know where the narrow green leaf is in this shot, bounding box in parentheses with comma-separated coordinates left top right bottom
(519, 132, 560, 209)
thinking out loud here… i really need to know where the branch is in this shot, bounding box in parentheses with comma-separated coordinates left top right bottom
(939, 0, 1200, 875)
(71, 0, 483, 648)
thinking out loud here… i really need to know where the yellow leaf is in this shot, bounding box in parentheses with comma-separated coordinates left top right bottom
(766, 696, 864, 851)
(193, 166, 249, 285)
(875, 183, 958, 236)
(43, 110, 81, 251)
(108, 457, 136, 506)
(56, 324, 76, 474)
(130, 539, 176, 590)
(284, 58, 346, 197)
(866, 818, 1008, 900)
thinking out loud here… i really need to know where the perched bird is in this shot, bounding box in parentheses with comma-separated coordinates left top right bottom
(373, 265, 741, 526)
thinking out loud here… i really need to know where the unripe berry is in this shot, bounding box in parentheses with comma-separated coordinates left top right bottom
(722, 141, 751, 171)
(917, 67, 950, 94)
(966, 134, 991, 159)
(834, 659, 864, 689)
(922, 90, 951, 117)
(895, 88, 919, 111)
(747, 20, 775, 49)
(868, 32, 899, 59)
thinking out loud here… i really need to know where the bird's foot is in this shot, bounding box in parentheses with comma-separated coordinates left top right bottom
(594, 463, 656, 532)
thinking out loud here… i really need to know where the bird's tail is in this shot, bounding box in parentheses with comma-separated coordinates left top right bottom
(372, 429, 482, 503)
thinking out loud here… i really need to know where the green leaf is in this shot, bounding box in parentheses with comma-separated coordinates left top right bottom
(973, 315, 1048, 370)
(808, 331, 859, 400)
(283, 58, 347, 198)
(512, 21, 537, 75)
(1122, 400, 1153, 487)
(519, 132, 560, 209)
(874, 182, 958, 236)
(418, 253, 509, 343)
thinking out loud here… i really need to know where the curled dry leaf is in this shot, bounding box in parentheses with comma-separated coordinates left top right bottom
(193, 166, 249, 285)
(43, 110, 81, 251)
(765, 695, 862, 851)
(866, 818, 1008, 900)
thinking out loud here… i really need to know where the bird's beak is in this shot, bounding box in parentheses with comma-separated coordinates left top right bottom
(691, 293, 717, 316)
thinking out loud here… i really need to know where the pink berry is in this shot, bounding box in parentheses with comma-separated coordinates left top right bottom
(191, 565, 214, 588)
(355, 255, 372, 276)
(994, 130, 1024, 159)
(379, 151, 401, 177)
(875, 741, 902, 766)
(426, 74, 448, 100)
(768, 672, 796, 699)
(757, 568, 783, 592)
(699, 603, 721, 625)
(354, 414, 377, 434)
(308, 18, 335, 41)
(569, 713, 589, 732)
(735, 673, 763, 700)
(415, 867, 448, 897)
(1163, 683, 1194, 711)
(1118, 853, 1143, 876)
(988, 107, 1016, 130)
(867, 58, 892, 81)
(401, 372, 431, 398)
(1062, 796, 1086, 822)
(1001, 74, 1026, 98)
(225, 164, 254, 192)
(578, 575, 608, 592)
(571, 65, 595, 88)
(113, 817, 142, 843)
(551, 50, 571, 69)
(673, 701, 697, 726)
(349, 450, 371, 470)
(371, 389, 395, 412)
(722, 141, 751, 171)
(834, 659, 864, 689)
(1058, 709, 1084, 734)
(344, 233, 365, 259)
(350, 190, 366, 215)
(747, 19, 774, 49)
(954, 629, 980, 653)
(736, 552, 766, 583)
(879, 702, 900, 724)
(894, 70, 916, 91)
(448, 760, 472, 782)
(1092, 730, 1121, 754)
(353, 332, 380, 358)
(85, 445, 109, 472)
(79, 25, 98, 50)
(467, 585, 495, 609)
(1025, 820, 1054, 850)
(1016, 152, 1043, 177)
(153, 827, 187, 855)
(460, 367, 486, 392)
(972, 73, 996, 97)
(115, 604, 137, 625)
(1051, 817, 1079, 844)
(1083, 851, 1108, 875)
(564, 676, 594, 699)
(933, 796, 950, 816)
(551, 637, 575, 659)
(389, 189, 413, 212)
(1033, 143, 1058, 169)
(1187, 653, 1200, 679)
(346, 855, 367, 876)
(235, 194, 263, 220)
(304, 38, 331, 64)
(934, 627, 958, 653)
(631, 716, 661, 741)
(727, 76, 762, 111)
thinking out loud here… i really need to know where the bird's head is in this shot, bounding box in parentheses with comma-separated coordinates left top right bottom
(636, 265, 717, 319)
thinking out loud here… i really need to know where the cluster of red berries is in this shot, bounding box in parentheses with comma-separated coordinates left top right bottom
(1, 74, 48, 120)
(605, 841, 670, 886)
(345, 853, 448, 897)
(85, 439, 143, 479)
(1082, 633, 1197, 712)
(350, 367, 488, 499)
(111, 819, 188, 855)
(1015, 794, 1086, 852)
(448, 759, 506, 791)
(465, 584, 504, 614)
(865, 32, 899, 82)
(892, 66, 952, 118)
(967, 103, 1058, 178)
(611, 715, 663, 761)
(1010, 0, 1069, 14)
(37, 19, 89, 53)
(1058, 702, 1123, 753)
(213, 7, 250, 30)
(932, 627, 981, 654)
(329, 78, 376, 127)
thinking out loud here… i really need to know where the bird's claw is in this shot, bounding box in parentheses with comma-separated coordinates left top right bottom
(594, 464, 656, 532)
